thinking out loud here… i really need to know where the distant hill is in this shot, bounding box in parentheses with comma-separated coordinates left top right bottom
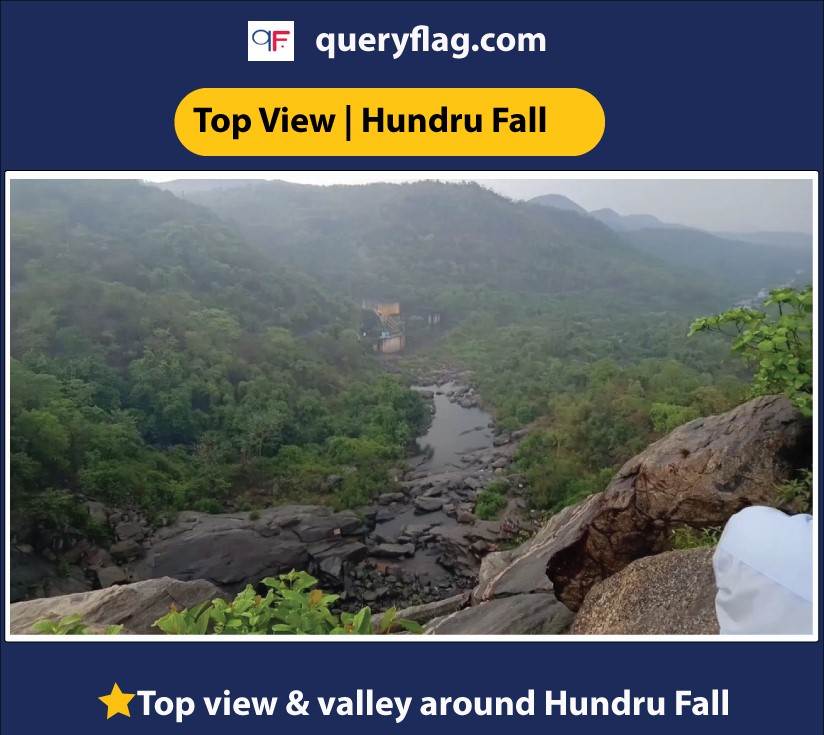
(590, 208, 687, 231)
(10, 179, 344, 336)
(529, 193, 587, 214)
(158, 179, 266, 197)
(715, 230, 813, 250)
(524, 200, 812, 295)
(620, 227, 812, 295)
(178, 179, 728, 318)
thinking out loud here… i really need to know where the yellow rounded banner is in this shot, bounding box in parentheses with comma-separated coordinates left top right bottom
(175, 88, 604, 157)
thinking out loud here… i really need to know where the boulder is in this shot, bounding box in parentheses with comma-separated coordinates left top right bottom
(426, 593, 573, 635)
(10, 550, 93, 602)
(474, 396, 809, 611)
(432, 521, 502, 578)
(317, 556, 344, 585)
(414, 497, 445, 514)
(115, 521, 143, 541)
(307, 538, 367, 563)
(372, 543, 415, 559)
(375, 591, 471, 629)
(457, 510, 476, 525)
(473, 497, 599, 601)
(570, 548, 719, 635)
(9, 577, 224, 635)
(95, 566, 128, 589)
(110, 539, 144, 564)
(547, 395, 809, 610)
(128, 506, 368, 591)
(378, 492, 406, 505)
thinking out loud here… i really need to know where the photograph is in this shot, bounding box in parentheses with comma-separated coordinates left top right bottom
(5, 172, 816, 639)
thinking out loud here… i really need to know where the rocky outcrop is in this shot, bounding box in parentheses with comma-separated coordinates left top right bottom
(376, 591, 471, 629)
(426, 593, 574, 635)
(10, 547, 93, 602)
(570, 548, 719, 634)
(547, 395, 809, 610)
(473, 497, 600, 602)
(128, 506, 368, 591)
(474, 396, 808, 612)
(10, 577, 223, 635)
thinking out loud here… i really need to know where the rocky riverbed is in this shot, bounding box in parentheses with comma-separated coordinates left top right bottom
(12, 394, 810, 635)
(11, 371, 534, 614)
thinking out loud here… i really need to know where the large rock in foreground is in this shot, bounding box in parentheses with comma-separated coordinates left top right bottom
(9, 577, 223, 635)
(475, 396, 809, 611)
(570, 548, 719, 634)
(548, 395, 809, 610)
(129, 506, 368, 591)
(426, 593, 574, 635)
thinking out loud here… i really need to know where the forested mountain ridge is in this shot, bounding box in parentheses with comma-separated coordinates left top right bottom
(10, 180, 429, 545)
(170, 180, 729, 319)
(618, 227, 811, 296)
(11, 180, 343, 334)
(528, 190, 811, 295)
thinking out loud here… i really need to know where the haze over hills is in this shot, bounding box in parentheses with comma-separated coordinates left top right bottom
(588, 208, 682, 231)
(528, 192, 812, 293)
(526, 193, 587, 214)
(169, 179, 741, 319)
(10, 178, 810, 626)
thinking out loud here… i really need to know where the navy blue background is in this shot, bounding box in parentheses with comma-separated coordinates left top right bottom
(1, 1, 822, 733)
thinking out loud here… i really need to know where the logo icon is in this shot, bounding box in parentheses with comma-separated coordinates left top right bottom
(248, 21, 295, 61)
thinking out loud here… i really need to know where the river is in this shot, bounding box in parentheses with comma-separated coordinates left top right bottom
(365, 381, 497, 586)
(414, 382, 495, 471)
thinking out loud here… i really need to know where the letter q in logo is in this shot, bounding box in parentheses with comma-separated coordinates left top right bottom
(248, 21, 295, 61)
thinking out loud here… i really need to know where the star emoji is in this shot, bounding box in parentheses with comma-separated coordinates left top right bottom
(99, 683, 135, 719)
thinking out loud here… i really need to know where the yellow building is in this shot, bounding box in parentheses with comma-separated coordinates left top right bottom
(362, 300, 400, 322)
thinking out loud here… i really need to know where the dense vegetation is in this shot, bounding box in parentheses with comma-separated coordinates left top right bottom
(34, 570, 423, 635)
(690, 285, 813, 416)
(171, 180, 731, 321)
(420, 308, 749, 512)
(10, 181, 428, 543)
(10, 178, 812, 566)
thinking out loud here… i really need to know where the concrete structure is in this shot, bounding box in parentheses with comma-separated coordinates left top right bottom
(361, 300, 405, 354)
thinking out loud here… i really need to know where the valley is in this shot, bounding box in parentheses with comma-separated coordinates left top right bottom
(7, 177, 813, 635)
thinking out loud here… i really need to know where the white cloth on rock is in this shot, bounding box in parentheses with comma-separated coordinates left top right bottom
(713, 505, 813, 635)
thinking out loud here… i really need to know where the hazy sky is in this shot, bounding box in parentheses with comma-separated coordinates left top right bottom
(143, 172, 815, 234)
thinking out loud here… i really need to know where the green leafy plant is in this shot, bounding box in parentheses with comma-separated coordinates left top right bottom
(689, 286, 812, 416)
(370, 606, 424, 635)
(31, 615, 123, 635)
(779, 469, 813, 514)
(475, 481, 509, 521)
(498, 527, 535, 551)
(153, 570, 422, 635)
(670, 525, 722, 550)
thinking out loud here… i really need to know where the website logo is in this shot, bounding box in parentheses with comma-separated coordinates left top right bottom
(248, 21, 295, 61)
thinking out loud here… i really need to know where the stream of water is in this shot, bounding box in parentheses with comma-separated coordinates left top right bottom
(368, 382, 496, 579)
(414, 382, 495, 471)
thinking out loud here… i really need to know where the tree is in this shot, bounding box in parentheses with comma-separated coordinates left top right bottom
(689, 286, 812, 416)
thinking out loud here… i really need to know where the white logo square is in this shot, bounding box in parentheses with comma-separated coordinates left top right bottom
(248, 21, 295, 61)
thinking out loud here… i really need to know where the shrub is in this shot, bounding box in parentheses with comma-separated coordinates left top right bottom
(689, 286, 812, 416)
(670, 525, 722, 550)
(31, 615, 123, 635)
(34, 571, 423, 636)
(475, 481, 509, 520)
(152, 570, 423, 635)
(779, 469, 813, 514)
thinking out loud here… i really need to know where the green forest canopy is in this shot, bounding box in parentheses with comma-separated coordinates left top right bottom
(9, 179, 810, 546)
